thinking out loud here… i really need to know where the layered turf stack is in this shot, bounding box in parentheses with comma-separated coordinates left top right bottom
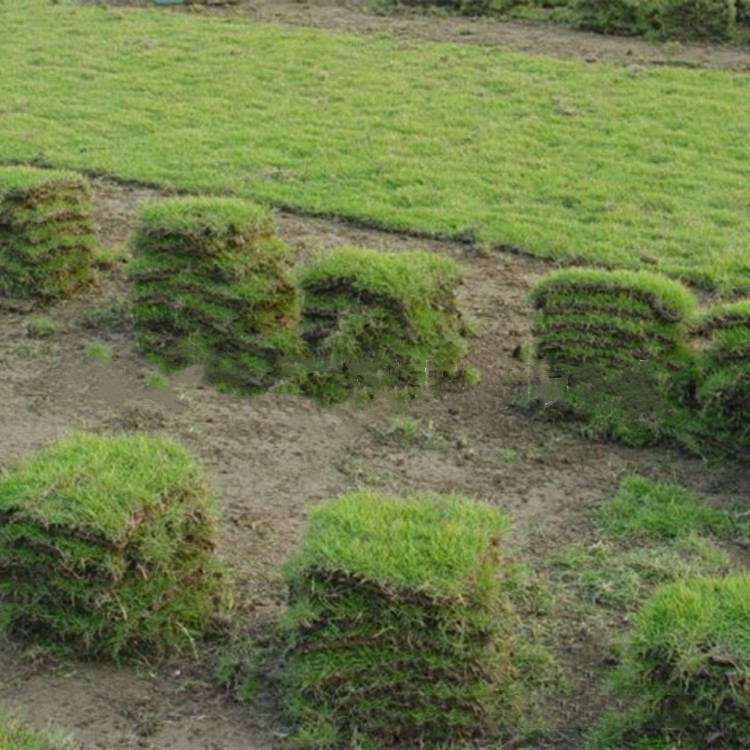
(296, 246, 468, 403)
(592, 575, 750, 749)
(695, 299, 750, 452)
(0, 166, 95, 302)
(129, 197, 300, 394)
(279, 491, 515, 747)
(528, 268, 697, 444)
(0, 432, 229, 659)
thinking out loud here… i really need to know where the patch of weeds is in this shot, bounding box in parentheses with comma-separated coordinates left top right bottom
(453, 429, 476, 453)
(493, 433, 572, 466)
(215, 631, 271, 704)
(506, 561, 557, 619)
(503, 562, 563, 740)
(331, 451, 380, 488)
(494, 444, 548, 465)
(371, 414, 446, 449)
(101, 403, 169, 432)
(461, 364, 482, 386)
(76, 302, 133, 331)
(599, 474, 735, 541)
(552, 535, 731, 611)
(84, 341, 113, 361)
(144, 371, 170, 389)
(25, 315, 66, 339)
(0, 717, 77, 750)
(522, 474, 749, 747)
(2, 340, 56, 361)
(495, 447, 523, 465)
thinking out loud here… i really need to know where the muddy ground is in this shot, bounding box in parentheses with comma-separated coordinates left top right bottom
(2, 3, 750, 748)
(1, 178, 748, 750)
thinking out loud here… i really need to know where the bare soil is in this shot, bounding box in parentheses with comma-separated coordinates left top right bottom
(1, 178, 748, 749)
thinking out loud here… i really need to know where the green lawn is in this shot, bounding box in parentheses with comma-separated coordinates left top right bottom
(2, 1, 750, 290)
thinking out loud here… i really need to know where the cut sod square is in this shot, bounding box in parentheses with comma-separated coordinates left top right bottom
(527, 267, 697, 445)
(0, 432, 230, 659)
(278, 490, 516, 747)
(592, 574, 750, 749)
(528, 267, 696, 372)
(295, 246, 469, 403)
(694, 299, 750, 453)
(0, 166, 96, 302)
(129, 197, 301, 395)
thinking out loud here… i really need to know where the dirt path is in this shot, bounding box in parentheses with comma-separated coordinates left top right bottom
(1, 180, 749, 749)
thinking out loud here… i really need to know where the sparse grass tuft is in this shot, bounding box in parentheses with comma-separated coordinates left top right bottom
(371, 414, 446, 449)
(0, 717, 77, 750)
(25, 316, 66, 339)
(76, 302, 133, 331)
(144, 371, 170, 389)
(599, 474, 733, 541)
(553, 535, 731, 611)
(84, 341, 113, 361)
(215, 631, 267, 704)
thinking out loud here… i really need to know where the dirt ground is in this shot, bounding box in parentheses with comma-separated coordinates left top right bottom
(1, 178, 749, 750)
(3, 4, 750, 748)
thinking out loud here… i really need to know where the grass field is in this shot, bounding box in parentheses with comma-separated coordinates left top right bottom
(2, 1, 750, 290)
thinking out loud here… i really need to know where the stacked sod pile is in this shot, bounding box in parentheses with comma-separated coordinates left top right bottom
(0, 166, 96, 303)
(129, 197, 300, 394)
(694, 299, 750, 453)
(0, 432, 229, 659)
(592, 575, 750, 749)
(278, 491, 516, 747)
(528, 268, 697, 445)
(296, 247, 468, 403)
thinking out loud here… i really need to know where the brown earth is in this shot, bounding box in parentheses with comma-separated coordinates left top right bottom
(1, 178, 748, 750)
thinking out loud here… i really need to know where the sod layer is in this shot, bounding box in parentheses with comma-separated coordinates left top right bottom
(295, 246, 469, 403)
(278, 491, 516, 747)
(528, 267, 698, 446)
(695, 299, 750, 453)
(0, 432, 230, 659)
(592, 574, 750, 749)
(129, 197, 301, 395)
(0, 166, 95, 303)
